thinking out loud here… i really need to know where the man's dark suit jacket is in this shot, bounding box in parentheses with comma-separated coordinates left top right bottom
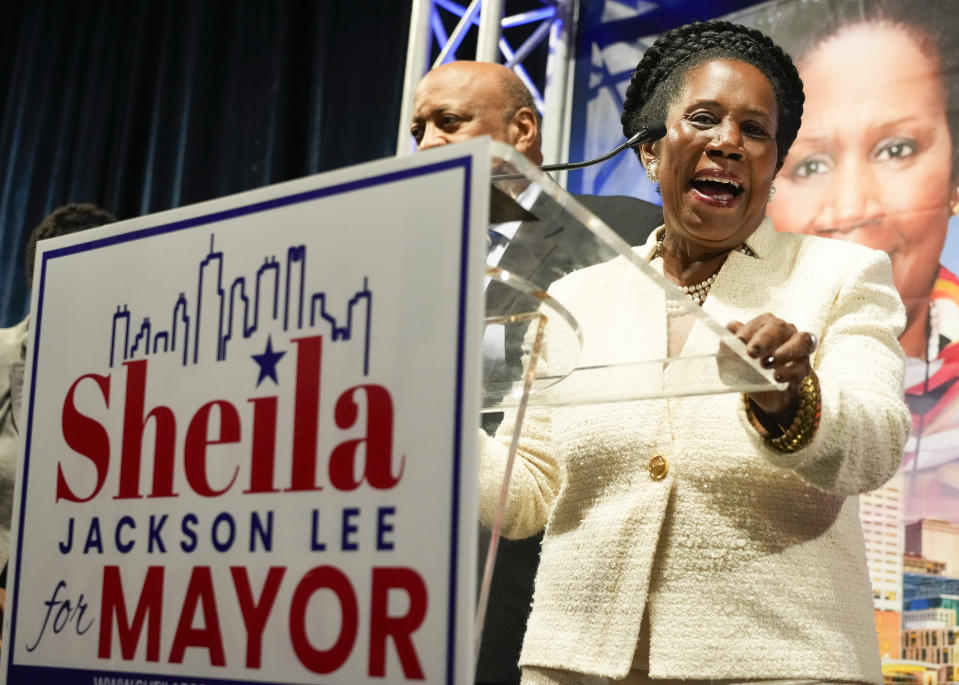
(476, 193, 662, 685)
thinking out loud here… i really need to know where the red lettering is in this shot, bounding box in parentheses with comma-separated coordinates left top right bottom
(369, 567, 428, 679)
(98, 563, 427, 674)
(118, 360, 176, 499)
(58, 373, 111, 502)
(168, 566, 225, 666)
(245, 396, 279, 493)
(329, 385, 404, 491)
(230, 566, 286, 668)
(289, 565, 357, 674)
(288, 335, 324, 491)
(184, 400, 241, 497)
(61, 336, 406, 501)
(98, 565, 163, 661)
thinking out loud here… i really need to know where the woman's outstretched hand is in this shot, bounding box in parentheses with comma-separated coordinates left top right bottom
(727, 314, 817, 418)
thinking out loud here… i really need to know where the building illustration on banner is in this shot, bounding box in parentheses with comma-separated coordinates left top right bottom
(107, 234, 373, 374)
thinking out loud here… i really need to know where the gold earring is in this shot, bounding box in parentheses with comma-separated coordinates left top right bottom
(646, 159, 660, 183)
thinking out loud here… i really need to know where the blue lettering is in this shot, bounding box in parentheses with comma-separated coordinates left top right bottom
(180, 513, 198, 552)
(212, 511, 236, 552)
(82, 517, 103, 554)
(148, 514, 168, 553)
(249, 510, 273, 552)
(310, 509, 326, 551)
(376, 506, 395, 551)
(58, 517, 74, 554)
(115, 516, 136, 553)
(342, 507, 360, 551)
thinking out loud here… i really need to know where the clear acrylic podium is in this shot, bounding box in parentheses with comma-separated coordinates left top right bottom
(474, 142, 784, 671)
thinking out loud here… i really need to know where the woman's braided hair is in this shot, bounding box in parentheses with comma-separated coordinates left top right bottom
(622, 20, 805, 169)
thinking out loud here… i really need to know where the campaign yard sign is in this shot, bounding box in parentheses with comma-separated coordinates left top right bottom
(3, 140, 488, 684)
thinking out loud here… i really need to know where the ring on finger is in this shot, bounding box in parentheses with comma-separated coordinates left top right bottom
(808, 332, 818, 353)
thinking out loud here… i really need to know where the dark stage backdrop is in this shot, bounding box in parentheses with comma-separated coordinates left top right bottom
(0, 0, 412, 327)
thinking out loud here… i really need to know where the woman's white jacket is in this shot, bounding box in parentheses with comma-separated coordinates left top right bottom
(479, 217, 910, 683)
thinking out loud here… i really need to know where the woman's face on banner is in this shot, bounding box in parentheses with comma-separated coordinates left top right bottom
(767, 22, 957, 309)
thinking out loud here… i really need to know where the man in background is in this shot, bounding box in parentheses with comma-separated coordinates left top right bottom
(411, 61, 662, 684)
(412, 60, 543, 162)
(0, 203, 116, 604)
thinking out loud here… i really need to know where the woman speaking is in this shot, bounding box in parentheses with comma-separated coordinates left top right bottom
(479, 20, 911, 685)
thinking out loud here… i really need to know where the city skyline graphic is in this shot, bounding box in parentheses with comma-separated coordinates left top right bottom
(108, 234, 373, 375)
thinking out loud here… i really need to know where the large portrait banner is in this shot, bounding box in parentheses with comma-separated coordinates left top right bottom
(571, 0, 959, 673)
(2, 140, 488, 684)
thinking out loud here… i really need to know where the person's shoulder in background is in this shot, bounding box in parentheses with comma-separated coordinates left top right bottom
(575, 194, 662, 246)
(0, 318, 28, 381)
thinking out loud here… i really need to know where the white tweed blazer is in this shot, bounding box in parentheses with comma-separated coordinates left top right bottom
(478, 218, 910, 683)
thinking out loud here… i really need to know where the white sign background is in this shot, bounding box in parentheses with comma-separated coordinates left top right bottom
(3, 139, 488, 684)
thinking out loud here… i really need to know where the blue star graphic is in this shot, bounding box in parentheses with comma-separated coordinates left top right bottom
(252, 335, 286, 387)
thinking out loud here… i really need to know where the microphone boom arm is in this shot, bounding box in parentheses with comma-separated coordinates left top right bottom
(490, 121, 666, 180)
(538, 122, 666, 172)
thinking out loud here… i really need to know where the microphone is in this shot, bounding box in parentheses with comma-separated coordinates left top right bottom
(538, 121, 667, 173)
(490, 121, 666, 180)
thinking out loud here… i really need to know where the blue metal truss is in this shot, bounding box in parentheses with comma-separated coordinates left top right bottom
(427, 0, 560, 114)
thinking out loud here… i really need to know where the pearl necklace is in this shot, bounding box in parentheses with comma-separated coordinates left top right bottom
(662, 273, 715, 316)
(678, 273, 716, 305)
(653, 233, 718, 311)
(652, 231, 752, 314)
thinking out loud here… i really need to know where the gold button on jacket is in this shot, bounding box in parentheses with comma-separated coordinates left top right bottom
(648, 455, 668, 480)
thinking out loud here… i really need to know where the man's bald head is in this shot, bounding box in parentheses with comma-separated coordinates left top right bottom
(410, 61, 543, 164)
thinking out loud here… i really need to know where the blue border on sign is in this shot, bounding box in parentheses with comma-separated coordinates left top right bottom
(8, 155, 476, 685)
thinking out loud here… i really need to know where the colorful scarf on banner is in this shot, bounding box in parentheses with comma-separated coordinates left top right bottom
(903, 265, 959, 523)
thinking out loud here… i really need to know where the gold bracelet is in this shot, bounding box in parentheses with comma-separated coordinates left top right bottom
(744, 373, 821, 453)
